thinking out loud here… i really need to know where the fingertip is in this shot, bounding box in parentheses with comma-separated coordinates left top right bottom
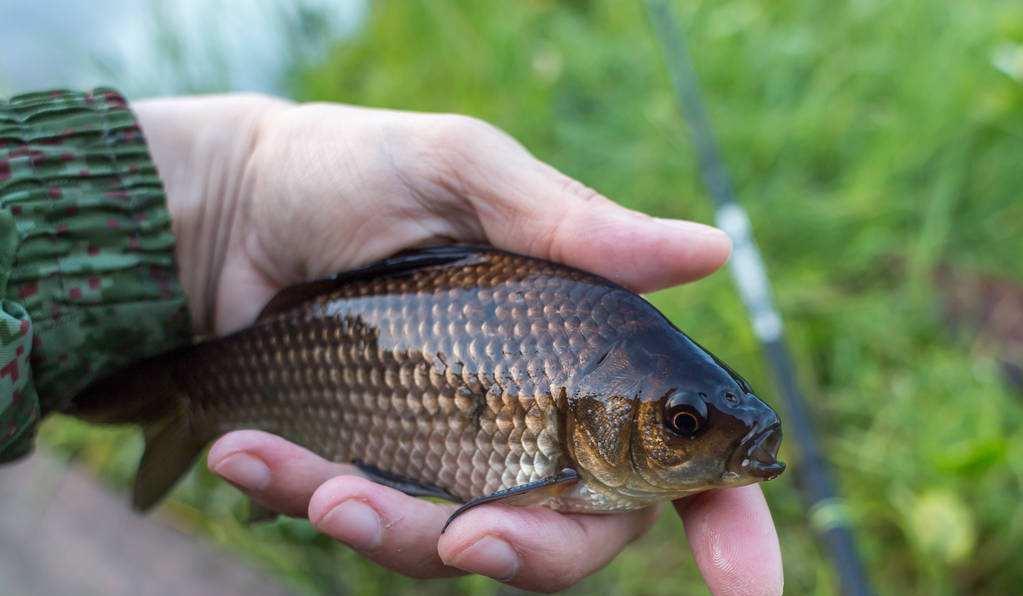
(496, 193, 733, 293)
(307, 475, 382, 525)
(438, 505, 656, 592)
(556, 210, 733, 293)
(676, 485, 783, 596)
(464, 157, 733, 292)
(206, 432, 275, 495)
(210, 452, 271, 492)
(441, 534, 521, 583)
(306, 477, 464, 578)
(436, 506, 569, 589)
(206, 431, 358, 518)
(436, 504, 557, 558)
(308, 477, 386, 552)
(653, 217, 733, 276)
(207, 430, 281, 469)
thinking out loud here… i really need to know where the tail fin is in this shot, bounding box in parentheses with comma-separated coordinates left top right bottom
(69, 349, 209, 511)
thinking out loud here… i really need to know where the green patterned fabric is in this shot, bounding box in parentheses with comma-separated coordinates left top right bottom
(0, 88, 192, 461)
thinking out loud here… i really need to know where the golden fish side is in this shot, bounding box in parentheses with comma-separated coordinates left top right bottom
(69, 245, 784, 516)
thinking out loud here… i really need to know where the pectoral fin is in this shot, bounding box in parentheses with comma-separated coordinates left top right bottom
(442, 468, 580, 532)
(567, 340, 641, 483)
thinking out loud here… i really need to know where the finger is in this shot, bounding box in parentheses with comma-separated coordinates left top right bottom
(435, 123, 731, 293)
(438, 504, 659, 593)
(307, 476, 465, 578)
(675, 485, 783, 596)
(207, 430, 358, 517)
(482, 163, 732, 294)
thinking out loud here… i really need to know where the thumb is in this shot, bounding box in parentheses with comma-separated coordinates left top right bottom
(446, 128, 731, 293)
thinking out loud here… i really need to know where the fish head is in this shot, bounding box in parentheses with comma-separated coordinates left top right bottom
(629, 376, 784, 496)
(568, 329, 784, 503)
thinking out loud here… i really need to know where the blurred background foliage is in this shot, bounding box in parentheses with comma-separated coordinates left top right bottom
(36, 0, 1023, 594)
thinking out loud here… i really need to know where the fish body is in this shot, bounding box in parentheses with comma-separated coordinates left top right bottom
(70, 246, 783, 515)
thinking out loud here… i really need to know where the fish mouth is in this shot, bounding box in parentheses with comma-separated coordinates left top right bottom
(732, 423, 785, 480)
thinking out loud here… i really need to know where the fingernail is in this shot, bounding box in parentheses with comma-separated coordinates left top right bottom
(212, 453, 271, 491)
(318, 500, 382, 551)
(451, 535, 520, 582)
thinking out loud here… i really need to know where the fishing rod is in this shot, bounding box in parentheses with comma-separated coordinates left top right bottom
(644, 2, 873, 595)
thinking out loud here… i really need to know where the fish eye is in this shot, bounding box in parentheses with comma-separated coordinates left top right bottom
(663, 394, 706, 438)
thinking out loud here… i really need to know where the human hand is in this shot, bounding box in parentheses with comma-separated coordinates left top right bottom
(136, 95, 783, 594)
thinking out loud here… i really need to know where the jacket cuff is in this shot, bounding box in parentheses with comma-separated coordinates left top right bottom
(0, 88, 192, 460)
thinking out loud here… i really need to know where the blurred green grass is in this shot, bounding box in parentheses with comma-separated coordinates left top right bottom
(39, 0, 1023, 594)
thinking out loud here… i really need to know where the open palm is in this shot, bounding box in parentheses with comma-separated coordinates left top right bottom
(136, 95, 782, 594)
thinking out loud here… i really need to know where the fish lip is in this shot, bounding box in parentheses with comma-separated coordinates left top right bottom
(731, 423, 785, 480)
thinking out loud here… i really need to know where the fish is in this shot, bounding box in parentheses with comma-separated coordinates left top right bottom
(68, 245, 784, 527)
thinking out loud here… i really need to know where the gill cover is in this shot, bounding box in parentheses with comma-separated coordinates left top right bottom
(566, 340, 650, 488)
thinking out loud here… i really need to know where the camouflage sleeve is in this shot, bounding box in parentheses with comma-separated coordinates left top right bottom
(0, 89, 192, 462)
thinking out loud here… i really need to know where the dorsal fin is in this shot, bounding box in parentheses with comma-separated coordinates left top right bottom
(257, 244, 490, 319)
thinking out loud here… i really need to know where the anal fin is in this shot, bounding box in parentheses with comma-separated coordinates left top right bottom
(244, 498, 281, 525)
(133, 408, 206, 511)
(69, 344, 206, 512)
(442, 468, 580, 532)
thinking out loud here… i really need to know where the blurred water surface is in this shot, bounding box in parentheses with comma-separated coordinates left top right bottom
(0, 0, 365, 96)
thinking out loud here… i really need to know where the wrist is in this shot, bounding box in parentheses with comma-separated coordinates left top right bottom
(134, 94, 291, 334)
(0, 88, 195, 435)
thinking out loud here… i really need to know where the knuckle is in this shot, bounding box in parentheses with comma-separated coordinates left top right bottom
(426, 114, 511, 169)
(556, 174, 605, 204)
(409, 113, 502, 199)
(525, 209, 571, 264)
(436, 113, 498, 143)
